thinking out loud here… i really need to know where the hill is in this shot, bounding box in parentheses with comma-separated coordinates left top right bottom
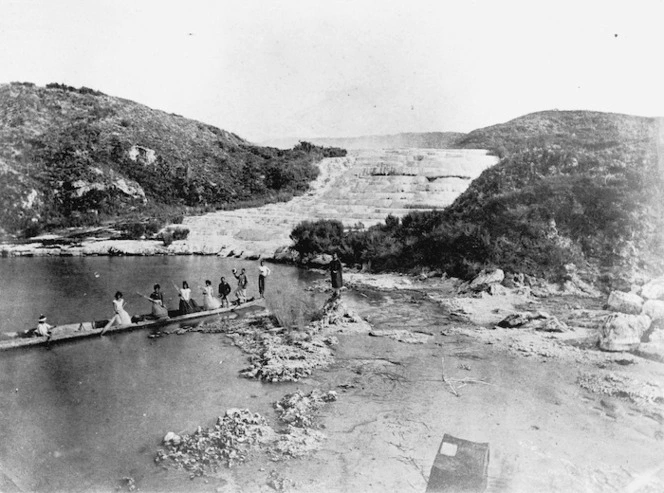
(0, 82, 344, 238)
(262, 132, 464, 150)
(291, 110, 664, 287)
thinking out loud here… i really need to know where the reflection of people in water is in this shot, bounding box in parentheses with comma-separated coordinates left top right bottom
(102, 291, 132, 334)
(148, 284, 169, 319)
(201, 280, 222, 310)
(330, 253, 343, 296)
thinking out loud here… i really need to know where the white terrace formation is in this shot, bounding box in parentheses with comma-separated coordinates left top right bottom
(180, 148, 498, 257)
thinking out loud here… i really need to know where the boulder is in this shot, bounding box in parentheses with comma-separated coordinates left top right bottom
(633, 342, 664, 363)
(163, 432, 181, 445)
(641, 299, 664, 322)
(598, 313, 651, 351)
(641, 277, 664, 300)
(648, 328, 664, 343)
(469, 269, 504, 292)
(495, 311, 568, 332)
(606, 290, 644, 315)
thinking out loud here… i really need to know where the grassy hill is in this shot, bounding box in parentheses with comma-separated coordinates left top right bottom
(291, 110, 664, 286)
(0, 82, 344, 238)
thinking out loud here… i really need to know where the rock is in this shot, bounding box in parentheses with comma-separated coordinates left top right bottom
(607, 290, 644, 315)
(648, 328, 664, 343)
(309, 254, 332, 266)
(598, 313, 651, 352)
(641, 277, 664, 300)
(496, 311, 567, 332)
(633, 342, 664, 363)
(163, 432, 181, 445)
(469, 269, 504, 292)
(641, 299, 664, 322)
(128, 145, 157, 165)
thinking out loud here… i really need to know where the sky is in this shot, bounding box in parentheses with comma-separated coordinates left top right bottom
(1, 0, 663, 143)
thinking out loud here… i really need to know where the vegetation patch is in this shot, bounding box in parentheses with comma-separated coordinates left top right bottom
(0, 82, 345, 238)
(291, 111, 664, 285)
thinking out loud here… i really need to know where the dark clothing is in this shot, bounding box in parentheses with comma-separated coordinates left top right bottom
(149, 291, 164, 303)
(258, 275, 266, 296)
(235, 273, 248, 289)
(179, 299, 194, 315)
(218, 281, 232, 297)
(330, 259, 343, 289)
(149, 290, 168, 319)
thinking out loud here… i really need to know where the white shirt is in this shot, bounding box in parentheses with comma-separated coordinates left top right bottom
(259, 265, 271, 276)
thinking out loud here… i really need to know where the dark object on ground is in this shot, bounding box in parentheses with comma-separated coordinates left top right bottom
(426, 434, 489, 493)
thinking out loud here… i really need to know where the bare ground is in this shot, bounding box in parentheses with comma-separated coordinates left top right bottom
(142, 275, 664, 493)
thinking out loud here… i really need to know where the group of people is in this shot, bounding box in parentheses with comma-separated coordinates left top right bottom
(30, 255, 349, 338)
(98, 260, 272, 334)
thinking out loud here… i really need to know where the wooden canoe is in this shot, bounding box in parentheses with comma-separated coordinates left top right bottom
(0, 298, 266, 352)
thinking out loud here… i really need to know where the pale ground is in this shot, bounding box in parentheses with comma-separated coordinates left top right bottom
(178, 149, 497, 258)
(137, 275, 664, 493)
(0, 149, 495, 257)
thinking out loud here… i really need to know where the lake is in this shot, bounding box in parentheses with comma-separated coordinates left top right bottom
(0, 257, 325, 492)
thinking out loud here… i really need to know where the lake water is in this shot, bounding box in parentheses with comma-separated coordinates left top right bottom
(0, 257, 326, 492)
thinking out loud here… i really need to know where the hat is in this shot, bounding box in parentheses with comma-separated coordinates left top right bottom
(39, 315, 47, 323)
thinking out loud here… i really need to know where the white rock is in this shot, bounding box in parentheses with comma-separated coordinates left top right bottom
(649, 328, 664, 343)
(607, 290, 644, 315)
(469, 269, 504, 292)
(641, 299, 664, 322)
(163, 432, 181, 445)
(598, 313, 651, 351)
(641, 277, 664, 300)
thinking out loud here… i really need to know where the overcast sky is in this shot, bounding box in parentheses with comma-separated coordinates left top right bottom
(1, 0, 663, 142)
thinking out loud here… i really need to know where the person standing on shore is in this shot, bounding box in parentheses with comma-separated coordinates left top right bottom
(232, 268, 248, 304)
(330, 253, 343, 297)
(218, 276, 231, 308)
(258, 260, 271, 298)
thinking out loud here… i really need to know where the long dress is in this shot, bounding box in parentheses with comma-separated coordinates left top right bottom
(112, 298, 132, 325)
(330, 259, 343, 289)
(178, 288, 195, 315)
(149, 291, 169, 319)
(202, 286, 222, 310)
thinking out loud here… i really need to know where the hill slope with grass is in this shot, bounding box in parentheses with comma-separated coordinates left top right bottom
(292, 110, 664, 287)
(0, 82, 344, 238)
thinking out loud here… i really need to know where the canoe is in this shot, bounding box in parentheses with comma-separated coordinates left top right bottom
(0, 298, 266, 352)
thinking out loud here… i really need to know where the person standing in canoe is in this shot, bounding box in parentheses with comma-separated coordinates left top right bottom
(148, 284, 169, 319)
(218, 276, 231, 308)
(201, 279, 221, 310)
(330, 253, 343, 296)
(232, 268, 248, 304)
(173, 281, 196, 315)
(258, 260, 271, 299)
(101, 291, 132, 334)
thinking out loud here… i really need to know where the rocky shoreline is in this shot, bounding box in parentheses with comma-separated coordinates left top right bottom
(116, 267, 664, 492)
